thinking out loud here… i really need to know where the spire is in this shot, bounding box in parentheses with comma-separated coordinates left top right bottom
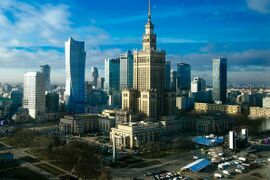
(148, 0, 151, 22)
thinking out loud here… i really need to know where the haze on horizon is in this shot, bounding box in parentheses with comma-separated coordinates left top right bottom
(0, 0, 269, 85)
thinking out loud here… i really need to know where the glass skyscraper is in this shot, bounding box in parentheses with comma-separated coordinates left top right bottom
(104, 58, 120, 94)
(40, 64, 51, 91)
(91, 67, 99, 88)
(212, 58, 227, 103)
(170, 70, 177, 91)
(64, 37, 86, 113)
(120, 51, 133, 90)
(176, 63, 191, 94)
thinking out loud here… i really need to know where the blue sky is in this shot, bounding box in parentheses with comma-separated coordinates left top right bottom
(0, 0, 270, 85)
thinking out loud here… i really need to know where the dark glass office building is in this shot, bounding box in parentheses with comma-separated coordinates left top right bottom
(212, 58, 227, 103)
(176, 63, 191, 94)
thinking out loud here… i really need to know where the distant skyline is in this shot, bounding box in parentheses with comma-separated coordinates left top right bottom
(0, 0, 270, 85)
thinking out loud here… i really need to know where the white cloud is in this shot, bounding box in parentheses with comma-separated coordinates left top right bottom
(0, 46, 63, 68)
(159, 38, 207, 44)
(247, 0, 270, 14)
(0, 0, 72, 47)
(0, 0, 119, 82)
(168, 49, 270, 72)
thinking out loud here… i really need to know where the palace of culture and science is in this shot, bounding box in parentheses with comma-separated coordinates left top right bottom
(122, 0, 176, 121)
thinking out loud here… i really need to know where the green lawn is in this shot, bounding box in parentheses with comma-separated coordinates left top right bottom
(36, 163, 65, 176)
(0, 167, 48, 180)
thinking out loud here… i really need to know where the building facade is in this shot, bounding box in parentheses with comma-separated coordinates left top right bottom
(122, 1, 168, 120)
(191, 77, 206, 93)
(194, 102, 241, 115)
(170, 70, 177, 91)
(97, 77, 105, 90)
(104, 58, 120, 94)
(195, 115, 234, 135)
(91, 67, 99, 88)
(263, 97, 270, 108)
(40, 64, 51, 91)
(0, 98, 12, 119)
(212, 58, 227, 103)
(23, 72, 45, 120)
(176, 63, 191, 95)
(64, 37, 86, 113)
(59, 114, 115, 134)
(165, 61, 171, 90)
(9, 89, 23, 114)
(249, 107, 270, 119)
(45, 92, 59, 113)
(120, 51, 133, 90)
(110, 122, 163, 149)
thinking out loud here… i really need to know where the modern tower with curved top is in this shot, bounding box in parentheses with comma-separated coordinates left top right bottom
(65, 37, 86, 113)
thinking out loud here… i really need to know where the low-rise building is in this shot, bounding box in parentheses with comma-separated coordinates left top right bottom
(98, 118, 116, 133)
(194, 102, 241, 115)
(195, 115, 234, 135)
(160, 116, 192, 136)
(249, 107, 270, 119)
(58, 114, 115, 134)
(110, 121, 164, 149)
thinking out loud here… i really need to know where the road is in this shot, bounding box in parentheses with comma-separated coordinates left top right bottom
(111, 151, 194, 179)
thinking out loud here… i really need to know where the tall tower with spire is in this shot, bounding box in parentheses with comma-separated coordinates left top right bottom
(121, 0, 171, 120)
(143, 0, 157, 51)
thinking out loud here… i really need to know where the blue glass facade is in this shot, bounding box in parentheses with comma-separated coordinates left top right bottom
(65, 37, 86, 113)
(120, 51, 133, 90)
(104, 58, 120, 94)
(176, 63, 191, 93)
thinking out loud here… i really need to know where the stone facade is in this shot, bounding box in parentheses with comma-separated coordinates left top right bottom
(249, 107, 270, 119)
(110, 122, 163, 149)
(194, 102, 241, 115)
(195, 115, 234, 135)
(59, 114, 115, 134)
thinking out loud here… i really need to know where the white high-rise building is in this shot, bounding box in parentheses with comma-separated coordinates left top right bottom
(23, 72, 45, 119)
(229, 131, 236, 150)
